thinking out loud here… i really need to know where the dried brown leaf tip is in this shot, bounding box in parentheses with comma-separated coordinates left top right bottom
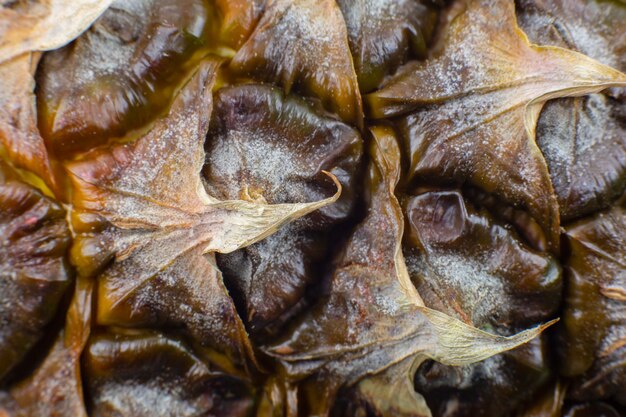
(230, 0, 363, 127)
(2, 0, 626, 416)
(517, 0, 626, 221)
(367, 0, 626, 251)
(65, 60, 340, 367)
(267, 127, 554, 416)
(204, 84, 362, 335)
(404, 188, 561, 416)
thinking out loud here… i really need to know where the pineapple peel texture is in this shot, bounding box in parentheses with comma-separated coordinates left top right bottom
(66, 60, 342, 258)
(65, 60, 341, 367)
(0, 0, 115, 192)
(367, 0, 626, 252)
(266, 126, 557, 416)
(5, 0, 626, 415)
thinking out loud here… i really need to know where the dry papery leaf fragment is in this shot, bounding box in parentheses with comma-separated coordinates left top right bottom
(404, 187, 561, 417)
(204, 84, 362, 334)
(65, 60, 341, 369)
(266, 126, 554, 417)
(366, 0, 626, 251)
(0, 0, 114, 64)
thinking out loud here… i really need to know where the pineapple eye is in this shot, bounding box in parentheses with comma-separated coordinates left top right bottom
(36, 0, 212, 156)
(229, 0, 363, 127)
(403, 189, 561, 416)
(534, 95, 626, 222)
(0, 161, 72, 382)
(2, 0, 626, 415)
(403, 189, 562, 328)
(204, 84, 361, 217)
(84, 330, 254, 417)
(204, 84, 362, 335)
(517, 0, 626, 222)
(337, 0, 438, 93)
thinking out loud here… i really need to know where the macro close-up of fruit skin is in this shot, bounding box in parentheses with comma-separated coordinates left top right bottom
(0, 0, 625, 416)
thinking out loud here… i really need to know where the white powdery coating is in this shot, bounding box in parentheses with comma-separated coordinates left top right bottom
(339, 0, 401, 35)
(536, 91, 626, 216)
(538, 94, 618, 172)
(279, 0, 333, 45)
(95, 378, 206, 417)
(75, 28, 134, 80)
(99, 104, 208, 230)
(234, 0, 357, 93)
(206, 128, 299, 200)
(516, 1, 626, 216)
(115, 112, 201, 197)
(474, 354, 508, 387)
(563, 21, 617, 70)
(407, 251, 509, 326)
(44, 0, 150, 93)
(409, 5, 516, 99)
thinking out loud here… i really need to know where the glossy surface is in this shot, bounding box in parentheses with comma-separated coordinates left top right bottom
(404, 190, 561, 329)
(37, 0, 212, 155)
(230, 0, 363, 126)
(0, 54, 55, 189)
(7, 276, 93, 417)
(65, 60, 340, 373)
(215, 0, 264, 49)
(561, 204, 626, 405)
(404, 190, 560, 416)
(84, 330, 253, 417)
(517, 0, 626, 221)
(337, 0, 438, 92)
(415, 338, 551, 417)
(0, 161, 71, 381)
(0, 0, 625, 415)
(267, 127, 550, 416)
(204, 84, 362, 333)
(366, 0, 626, 251)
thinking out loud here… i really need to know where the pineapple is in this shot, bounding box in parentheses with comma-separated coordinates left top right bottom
(0, 0, 625, 416)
